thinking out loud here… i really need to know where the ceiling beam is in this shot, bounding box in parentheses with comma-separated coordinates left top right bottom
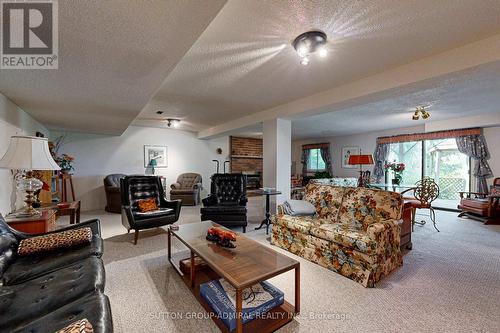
(198, 33, 500, 139)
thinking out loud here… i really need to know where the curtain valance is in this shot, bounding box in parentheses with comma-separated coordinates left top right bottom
(302, 143, 330, 149)
(377, 128, 481, 144)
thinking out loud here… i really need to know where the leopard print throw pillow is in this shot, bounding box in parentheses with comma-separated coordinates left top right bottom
(137, 198, 158, 212)
(55, 318, 93, 333)
(17, 227, 92, 256)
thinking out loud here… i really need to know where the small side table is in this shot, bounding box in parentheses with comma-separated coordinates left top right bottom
(253, 189, 282, 235)
(40, 201, 81, 224)
(5, 210, 57, 233)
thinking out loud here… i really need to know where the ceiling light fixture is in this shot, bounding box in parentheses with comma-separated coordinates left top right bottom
(412, 106, 431, 120)
(292, 30, 327, 65)
(166, 118, 180, 128)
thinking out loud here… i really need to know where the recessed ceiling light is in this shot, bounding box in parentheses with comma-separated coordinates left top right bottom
(292, 30, 327, 65)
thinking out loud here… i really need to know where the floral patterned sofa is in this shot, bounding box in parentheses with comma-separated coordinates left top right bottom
(309, 177, 358, 187)
(271, 183, 403, 287)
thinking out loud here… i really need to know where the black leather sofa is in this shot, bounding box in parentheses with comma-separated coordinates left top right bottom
(0, 215, 113, 333)
(201, 173, 248, 233)
(121, 175, 181, 244)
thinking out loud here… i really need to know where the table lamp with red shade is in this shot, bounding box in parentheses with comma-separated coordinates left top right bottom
(348, 154, 374, 187)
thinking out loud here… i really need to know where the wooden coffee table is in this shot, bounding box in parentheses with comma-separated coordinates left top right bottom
(168, 221, 300, 333)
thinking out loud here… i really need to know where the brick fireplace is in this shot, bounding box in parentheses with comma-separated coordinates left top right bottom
(230, 136, 263, 189)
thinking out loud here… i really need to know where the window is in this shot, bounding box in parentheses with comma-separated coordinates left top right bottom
(307, 148, 326, 172)
(387, 138, 471, 209)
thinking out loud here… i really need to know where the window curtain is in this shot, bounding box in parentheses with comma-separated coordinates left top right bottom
(456, 134, 493, 193)
(319, 146, 333, 176)
(373, 143, 390, 183)
(300, 148, 310, 177)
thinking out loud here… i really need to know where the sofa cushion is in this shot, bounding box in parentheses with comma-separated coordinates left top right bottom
(0, 257, 105, 329)
(338, 187, 402, 229)
(7, 292, 113, 333)
(309, 223, 377, 255)
(2, 235, 103, 285)
(133, 208, 173, 220)
(55, 318, 94, 333)
(17, 227, 92, 256)
(170, 189, 196, 195)
(304, 184, 345, 220)
(274, 215, 327, 234)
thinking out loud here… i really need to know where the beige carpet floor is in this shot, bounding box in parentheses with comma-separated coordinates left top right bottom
(82, 204, 500, 333)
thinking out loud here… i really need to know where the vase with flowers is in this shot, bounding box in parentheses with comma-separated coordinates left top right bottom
(55, 154, 75, 174)
(384, 162, 405, 185)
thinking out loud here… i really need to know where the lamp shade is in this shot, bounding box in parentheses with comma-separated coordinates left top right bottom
(348, 154, 374, 165)
(0, 136, 61, 170)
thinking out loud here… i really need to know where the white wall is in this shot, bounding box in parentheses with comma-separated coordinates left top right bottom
(0, 93, 49, 216)
(51, 126, 229, 211)
(292, 122, 500, 187)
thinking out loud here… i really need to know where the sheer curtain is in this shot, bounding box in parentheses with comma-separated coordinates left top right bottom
(456, 134, 493, 193)
(373, 143, 390, 183)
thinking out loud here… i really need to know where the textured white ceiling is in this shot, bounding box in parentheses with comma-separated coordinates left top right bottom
(138, 0, 500, 132)
(291, 62, 500, 139)
(0, 0, 226, 134)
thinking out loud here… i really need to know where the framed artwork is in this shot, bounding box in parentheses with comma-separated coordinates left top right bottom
(342, 146, 360, 168)
(144, 145, 167, 168)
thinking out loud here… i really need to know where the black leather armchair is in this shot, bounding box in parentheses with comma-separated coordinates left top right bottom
(121, 175, 181, 244)
(201, 173, 248, 233)
(104, 173, 126, 213)
(0, 215, 113, 333)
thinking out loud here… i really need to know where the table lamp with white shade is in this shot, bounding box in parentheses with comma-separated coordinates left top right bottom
(0, 136, 60, 216)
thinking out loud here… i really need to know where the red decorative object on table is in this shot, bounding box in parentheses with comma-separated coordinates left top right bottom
(206, 227, 237, 248)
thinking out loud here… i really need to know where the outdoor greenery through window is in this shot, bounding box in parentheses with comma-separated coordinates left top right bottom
(307, 148, 326, 172)
(387, 138, 470, 209)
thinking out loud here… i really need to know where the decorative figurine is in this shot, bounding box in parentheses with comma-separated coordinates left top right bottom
(206, 227, 237, 248)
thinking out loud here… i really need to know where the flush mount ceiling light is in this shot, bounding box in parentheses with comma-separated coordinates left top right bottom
(166, 118, 180, 128)
(292, 30, 328, 65)
(412, 106, 431, 120)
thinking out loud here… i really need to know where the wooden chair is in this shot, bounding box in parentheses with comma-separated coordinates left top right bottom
(402, 177, 440, 232)
(458, 177, 500, 225)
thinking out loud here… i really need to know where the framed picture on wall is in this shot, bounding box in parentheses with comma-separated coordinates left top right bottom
(341, 146, 360, 168)
(144, 145, 168, 168)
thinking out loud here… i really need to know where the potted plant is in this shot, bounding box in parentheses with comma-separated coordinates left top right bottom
(384, 162, 405, 185)
(55, 154, 75, 174)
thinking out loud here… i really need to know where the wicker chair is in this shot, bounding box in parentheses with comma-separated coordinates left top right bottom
(402, 177, 440, 232)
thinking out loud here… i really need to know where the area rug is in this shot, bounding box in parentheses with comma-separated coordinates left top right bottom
(103, 212, 500, 332)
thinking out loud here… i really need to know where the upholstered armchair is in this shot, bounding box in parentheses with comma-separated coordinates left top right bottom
(200, 174, 248, 233)
(458, 177, 500, 225)
(170, 173, 202, 206)
(104, 174, 126, 213)
(121, 175, 181, 244)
